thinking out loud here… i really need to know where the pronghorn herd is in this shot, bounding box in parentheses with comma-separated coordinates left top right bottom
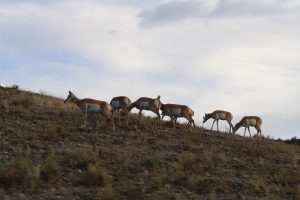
(64, 91, 263, 137)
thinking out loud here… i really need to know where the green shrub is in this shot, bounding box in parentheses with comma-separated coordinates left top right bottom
(142, 154, 162, 171)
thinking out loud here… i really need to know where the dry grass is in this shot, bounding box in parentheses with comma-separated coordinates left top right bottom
(0, 86, 299, 199)
(40, 152, 61, 181)
(0, 85, 77, 113)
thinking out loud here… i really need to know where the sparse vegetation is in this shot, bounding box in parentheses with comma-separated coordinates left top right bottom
(279, 136, 300, 145)
(98, 185, 118, 200)
(40, 152, 61, 181)
(0, 156, 39, 188)
(65, 146, 99, 169)
(0, 87, 299, 199)
(83, 162, 113, 186)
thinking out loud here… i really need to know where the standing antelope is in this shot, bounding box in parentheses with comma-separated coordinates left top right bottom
(233, 116, 262, 137)
(64, 91, 115, 131)
(160, 103, 195, 128)
(130, 95, 161, 124)
(110, 96, 131, 125)
(203, 110, 233, 133)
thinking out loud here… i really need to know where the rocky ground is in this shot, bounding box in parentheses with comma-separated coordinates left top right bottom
(0, 87, 299, 199)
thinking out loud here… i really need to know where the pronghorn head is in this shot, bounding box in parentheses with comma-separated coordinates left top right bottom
(232, 123, 240, 133)
(203, 113, 210, 123)
(64, 91, 76, 104)
(154, 95, 161, 109)
(129, 102, 135, 111)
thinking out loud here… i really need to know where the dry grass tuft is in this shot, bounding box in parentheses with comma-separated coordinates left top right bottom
(98, 185, 119, 200)
(65, 146, 99, 169)
(84, 162, 113, 186)
(39, 152, 61, 181)
(0, 157, 39, 188)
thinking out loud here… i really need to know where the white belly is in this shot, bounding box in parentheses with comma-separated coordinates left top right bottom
(139, 102, 150, 109)
(111, 100, 120, 109)
(87, 103, 101, 112)
(170, 108, 182, 117)
(216, 113, 226, 120)
(248, 119, 257, 126)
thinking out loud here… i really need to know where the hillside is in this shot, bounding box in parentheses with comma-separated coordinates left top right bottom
(0, 86, 299, 200)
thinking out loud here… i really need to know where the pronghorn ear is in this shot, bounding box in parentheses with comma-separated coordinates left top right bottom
(69, 91, 71, 94)
(157, 95, 161, 100)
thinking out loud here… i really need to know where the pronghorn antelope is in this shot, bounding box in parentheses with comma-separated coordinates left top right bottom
(130, 95, 161, 124)
(64, 91, 115, 131)
(203, 110, 233, 133)
(233, 116, 262, 137)
(110, 96, 131, 125)
(160, 103, 195, 128)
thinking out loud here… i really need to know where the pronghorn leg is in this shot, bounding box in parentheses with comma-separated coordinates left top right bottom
(191, 118, 195, 127)
(248, 127, 251, 137)
(172, 117, 176, 128)
(155, 109, 160, 125)
(187, 116, 195, 128)
(228, 121, 233, 133)
(186, 117, 190, 128)
(211, 120, 216, 130)
(174, 117, 177, 125)
(174, 117, 179, 126)
(125, 111, 129, 125)
(174, 117, 178, 126)
(112, 109, 118, 124)
(172, 116, 177, 128)
(138, 110, 142, 123)
(217, 119, 219, 132)
(104, 113, 115, 131)
(111, 117, 116, 131)
(243, 127, 247, 137)
(256, 126, 261, 137)
(82, 109, 87, 128)
(117, 109, 121, 123)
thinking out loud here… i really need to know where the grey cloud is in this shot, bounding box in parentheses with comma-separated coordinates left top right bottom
(138, 0, 206, 27)
(138, 0, 300, 27)
(0, 0, 61, 5)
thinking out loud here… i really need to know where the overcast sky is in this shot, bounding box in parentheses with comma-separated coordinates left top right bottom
(1, 0, 299, 139)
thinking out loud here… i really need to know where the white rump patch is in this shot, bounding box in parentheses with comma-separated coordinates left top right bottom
(124, 98, 130, 106)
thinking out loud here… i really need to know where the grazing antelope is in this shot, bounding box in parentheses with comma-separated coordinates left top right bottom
(64, 91, 115, 131)
(233, 116, 262, 137)
(130, 95, 161, 124)
(110, 96, 131, 125)
(160, 103, 195, 128)
(203, 110, 233, 133)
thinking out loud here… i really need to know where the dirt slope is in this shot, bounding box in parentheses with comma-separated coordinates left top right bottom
(0, 87, 299, 200)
